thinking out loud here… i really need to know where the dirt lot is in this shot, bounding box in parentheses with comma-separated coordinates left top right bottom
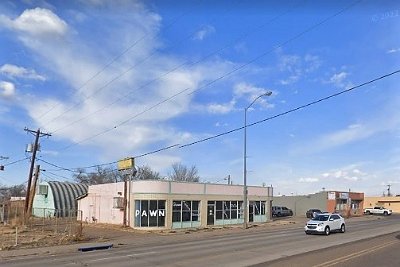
(0, 216, 305, 251)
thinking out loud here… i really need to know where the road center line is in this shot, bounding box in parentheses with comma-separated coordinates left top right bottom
(312, 240, 399, 267)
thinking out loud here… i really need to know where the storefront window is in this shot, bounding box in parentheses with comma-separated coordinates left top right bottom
(215, 201, 242, 220)
(135, 200, 165, 227)
(172, 200, 200, 223)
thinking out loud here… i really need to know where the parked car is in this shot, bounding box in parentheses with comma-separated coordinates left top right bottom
(304, 213, 346, 235)
(364, 206, 392, 216)
(306, 209, 322, 218)
(272, 206, 293, 217)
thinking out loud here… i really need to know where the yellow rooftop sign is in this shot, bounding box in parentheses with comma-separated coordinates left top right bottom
(117, 157, 134, 171)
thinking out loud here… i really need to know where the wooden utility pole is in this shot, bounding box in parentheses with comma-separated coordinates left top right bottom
(24, 128, 51, 222)
(27, 165, 40, 217)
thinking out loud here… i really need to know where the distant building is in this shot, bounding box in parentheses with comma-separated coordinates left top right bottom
(364, 196, 400, 213)
(77, 180, 273, 230)
(32, 181, 88, 217)
(273, 191, 364, 217)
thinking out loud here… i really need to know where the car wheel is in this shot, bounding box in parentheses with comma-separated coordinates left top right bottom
(324, 226, 330, 236)
(384, 211, 388, 216)
(305, 231, 310, 235)
(365, 211, 371, 215)
(340, 224, 345, 233)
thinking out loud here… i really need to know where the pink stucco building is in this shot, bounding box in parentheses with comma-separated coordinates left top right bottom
(78, 180, 273, 230)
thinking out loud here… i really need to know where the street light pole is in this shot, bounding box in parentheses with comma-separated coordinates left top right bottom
(243, 91, 272, 229)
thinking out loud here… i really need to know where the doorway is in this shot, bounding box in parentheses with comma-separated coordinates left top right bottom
(207, 201, 215, 225)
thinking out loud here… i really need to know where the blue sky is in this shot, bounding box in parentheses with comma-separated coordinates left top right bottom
(0, 0, 399, 196)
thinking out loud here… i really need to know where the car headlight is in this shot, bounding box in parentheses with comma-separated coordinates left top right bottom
(318, 223, 324, 226)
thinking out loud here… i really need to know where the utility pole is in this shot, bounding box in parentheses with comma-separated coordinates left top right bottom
(387, 184, 392, 197)
(27, 165, 40, 218)
(24, 128, 51, 222)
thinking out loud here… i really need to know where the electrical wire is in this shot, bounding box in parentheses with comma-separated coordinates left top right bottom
(58, 0, 361, 151)
(45, 68, 400, 172)
(37, 158, 77, 173)
(49, 1, 296, 135)
(3, 157, 30, 166)
(37, 1, 200, 124)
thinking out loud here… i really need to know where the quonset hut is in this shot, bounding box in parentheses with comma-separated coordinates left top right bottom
(32, 181, 88, 217)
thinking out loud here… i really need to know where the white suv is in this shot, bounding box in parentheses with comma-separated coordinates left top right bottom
(304, 213, 345, 235)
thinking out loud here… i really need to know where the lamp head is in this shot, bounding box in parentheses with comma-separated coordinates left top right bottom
(264, 91, 272, 96)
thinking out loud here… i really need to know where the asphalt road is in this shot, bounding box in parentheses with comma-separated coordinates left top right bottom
(1, 215, 400, 267)
(263, 232, 400, 267)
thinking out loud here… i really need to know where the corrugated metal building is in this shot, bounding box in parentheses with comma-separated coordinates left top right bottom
(32, 181, 88, 217)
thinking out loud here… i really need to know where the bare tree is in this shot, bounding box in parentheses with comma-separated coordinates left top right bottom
(136, 165, 162, 180)
(169, 163, 200, 182)
(73, 167, 123, 185)
(0, 183, 26, 201)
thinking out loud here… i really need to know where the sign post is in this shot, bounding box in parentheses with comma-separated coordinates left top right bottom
(118, 157, 135, 227)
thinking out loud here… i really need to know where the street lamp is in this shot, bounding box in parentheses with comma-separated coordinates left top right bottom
(243, 91, 272, 229)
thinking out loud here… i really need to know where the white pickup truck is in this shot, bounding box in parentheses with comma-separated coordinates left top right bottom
(364, 206, 392, 216)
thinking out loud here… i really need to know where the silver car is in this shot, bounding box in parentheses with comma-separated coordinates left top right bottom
(304, 213, 346, 235)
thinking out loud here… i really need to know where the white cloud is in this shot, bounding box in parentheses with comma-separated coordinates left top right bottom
(234, 82, 274, 108)
(0, 81, 16, 98)
(387, 48, 400, 54)
(329, 71, 346, 84)
(193, 25, 215, 41)
(277, 52, 321, 85)
(0, 6, 240, 160)
(321, 165, 368, 182)
(304, 54, 322, 73)
(299, 177, 319, 183)
(328, 71, 353, 89)
(1, 8, 68, 37)
(215, 122, 228, 127)
(294, 123, 372, 154)
(207, 100, 236, 114)
(0, 64, 46, 81)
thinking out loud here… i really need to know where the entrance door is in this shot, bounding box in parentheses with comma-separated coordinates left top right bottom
(249, 202, 254, 222)
(207, 201, 215, 225)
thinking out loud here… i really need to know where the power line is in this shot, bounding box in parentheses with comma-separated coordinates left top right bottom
(49, 1, 296, 135)
(37, 157, 116, 172)
(37, 158, 78, 173)
(179, 69, 400, 148)
(45, 68, 400, 172)
(58, 0, 360, 151)
(3, 157, 30, 166)
(41, 0, 232, 130)
(37, 2, 199, 124)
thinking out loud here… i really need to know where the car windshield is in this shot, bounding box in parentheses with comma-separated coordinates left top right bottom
(313, 214, 329, 221)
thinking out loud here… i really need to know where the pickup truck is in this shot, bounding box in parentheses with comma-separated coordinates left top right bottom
(364, 206, 392, 216)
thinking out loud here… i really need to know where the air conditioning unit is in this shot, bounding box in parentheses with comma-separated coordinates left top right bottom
(37, 185, 48, 195)
(113, 197, 124, 209)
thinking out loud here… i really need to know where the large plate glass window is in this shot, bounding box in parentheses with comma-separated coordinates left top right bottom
(172, 200, 200, 223)
(134, 200, 166, 227)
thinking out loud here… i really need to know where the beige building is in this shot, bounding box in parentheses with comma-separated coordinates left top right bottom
(364, 196, 400, 213)
(78, 180, 273, 230)
(273, 191, 364, 217)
